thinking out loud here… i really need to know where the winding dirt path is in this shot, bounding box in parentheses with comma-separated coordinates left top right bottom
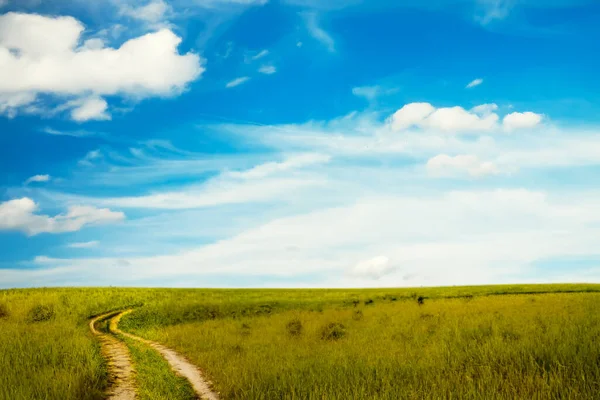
(89, 312, 137, 400)
(110, 310, 220, 400)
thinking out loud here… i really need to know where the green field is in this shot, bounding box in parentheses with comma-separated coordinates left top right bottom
(1, 284, 600, 399)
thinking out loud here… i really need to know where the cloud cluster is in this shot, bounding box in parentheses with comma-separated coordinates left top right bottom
(0, 12, 203, 120)
(9, 188, 600, 287)
(0, 198, 124, 236)
(389, 102, 542, 133)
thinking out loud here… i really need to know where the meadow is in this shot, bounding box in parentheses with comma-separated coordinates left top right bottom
(1, 284, 599, 399)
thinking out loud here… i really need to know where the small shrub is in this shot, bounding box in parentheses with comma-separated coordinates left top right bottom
(0, 303, 9, 319)
(321, 322, 346, 340)
(240, 323, 251, 336)
(364, 298, 374, 306)
(27, 304, 55, 323)
(286, 319, 303, 336)
(352, 310, 364, 321)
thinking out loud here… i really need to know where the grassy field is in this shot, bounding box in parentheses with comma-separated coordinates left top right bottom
(1, 284, 600, 399)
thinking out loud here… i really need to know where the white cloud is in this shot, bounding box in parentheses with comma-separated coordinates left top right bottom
(0, 198, 124, 236)
(225, 76, 250, 88)
(258, 65, 276, 74)
(228, 153, 331, 179)
(0, 12, 203, 120)
(118, 0, 171, 24)
(70, 96, 111, 122)
(13, 189, 600, 286)
(351, 85, 398, 101)
(476, 0, 514, 25)
(93, 176, 326, 210)
(303, 12, 335, 52)
(389, 102, 436, 131)
(24, 174, 51, 185)
(389, 102, 499, 132)
(42, 127, 98, 137)
(351, 256, 395, 280)
(78, 149, 103, 167)
(466, 78, 483, 88)
(251, 49, 269, 61)
(67, 241, 99, 248)
(296, 41, 303, 47)
(503, 111, 543, 131)
(427, 154, 498, 177)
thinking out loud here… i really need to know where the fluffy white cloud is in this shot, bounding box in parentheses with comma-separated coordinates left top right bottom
(351, 256, 395, 280)
(0, 12, 203, 120)
(0, 198, 124, 236)
(390, 102, 502, 132)
(503, 111, 543, 131)
(466, 78, 483, 88)
(24, 174, 51, 185)
(225, 76, 250, 88)
(70, 96, 111, 122)
(389, 102, 436, 131)
(258, 65, 276, 74)
(427, 154, 498, 177)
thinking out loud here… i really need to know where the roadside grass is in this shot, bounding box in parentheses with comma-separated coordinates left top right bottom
(1, 284, 600, 399)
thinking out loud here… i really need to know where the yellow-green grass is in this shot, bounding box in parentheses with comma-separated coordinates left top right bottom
(125, 291, 600, 399)
(1, 284, 600, 400)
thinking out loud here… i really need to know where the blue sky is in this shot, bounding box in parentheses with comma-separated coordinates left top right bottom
(1, 0, 600, 288)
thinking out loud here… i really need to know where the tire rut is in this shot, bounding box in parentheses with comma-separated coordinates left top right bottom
(90, 312, 137, 400)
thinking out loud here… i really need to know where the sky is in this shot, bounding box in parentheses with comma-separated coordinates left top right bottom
(1, 0, 600, 288)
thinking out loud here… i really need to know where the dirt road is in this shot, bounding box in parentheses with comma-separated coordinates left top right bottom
(89, 312, 136, 400)
(90, 310, 220, 400)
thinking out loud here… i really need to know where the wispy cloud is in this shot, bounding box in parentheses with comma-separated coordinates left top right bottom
(78, 150, 103, 167)
(24, 174, 51, 185)
(258, 65, 277, 74)
(67, 241, 99, 249)
(466, 78, 483, 88)
(251, 49, 269, 61)
(42, 127, 99, 138)
(352, 85, 398, 100)
(302, 12, 335, 52)
(475, 0, 514, 25)
(225, 76, 251, 88)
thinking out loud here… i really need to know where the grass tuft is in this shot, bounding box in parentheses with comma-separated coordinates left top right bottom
(27, 304, 55, 323)
(320, 322, 346, 340)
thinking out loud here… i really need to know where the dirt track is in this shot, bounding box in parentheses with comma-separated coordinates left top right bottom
(90, 310, 220, 400)
(89, 312, 136, 400)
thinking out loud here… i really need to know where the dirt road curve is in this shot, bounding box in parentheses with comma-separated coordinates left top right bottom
(90, 310, 220, 400)
(89, 312, 136, 400)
